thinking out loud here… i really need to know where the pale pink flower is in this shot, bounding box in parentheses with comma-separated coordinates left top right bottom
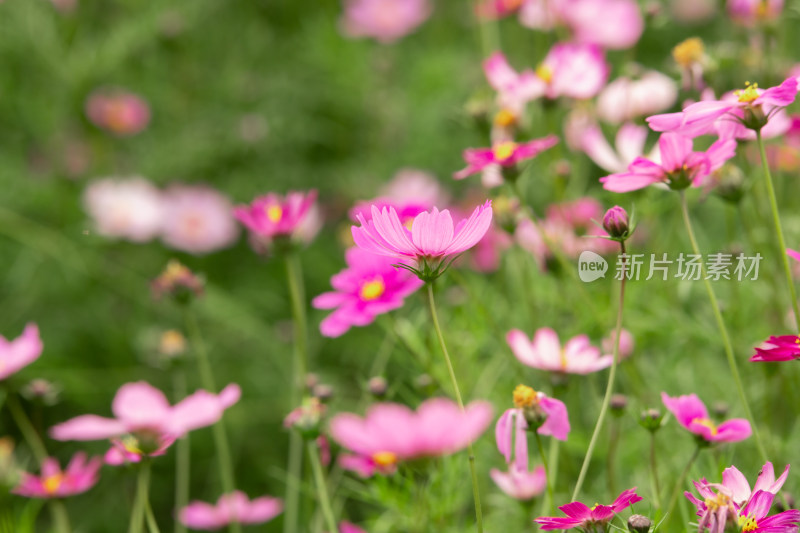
(83, 177, 165, 242)
(85, 89, 150, 136)
(50, 382, 241, 456)
(471, 221, 512, 272)
(535, 488, 643, 530)
(179, 491, 283, 530)
(597, 72, 678, 125)
(330, 398, 493, 477)
(534, 43, 609, 100)
(602, 328, 634, 359)
(490, 463, 547, 500)
(341, 0, 431, 43)
(161, 185, 239, 255)
(721, 462, 790, 507)
(351, 201, 493, 281)
(13, 453, 101, 499)
(600, 133, 737, 192)
(454, 136, 558, 180)
(661, 392, 752, 443)
(234, 190, 320, 250)
(313, 248, 423, 337)
(727, 0, 783, 25)
(0, 324, 43, 381)
(571, 120, 652, 174)
(350, 169, 447, 226)
(483, 52, 541, 113)
(497, 385, 571, 443)
(508, 327, 612, 374)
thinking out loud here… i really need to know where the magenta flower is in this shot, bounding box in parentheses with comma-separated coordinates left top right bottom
(179, 491, 283, 530)
(535, 488, 643, 530)
(312, 247, 423, 337)
(351, 201, 493, 281)
(751, 334, 800, 362)
(648, 77, 798, 136)
(13, 453, 101, 499)
(454, 136, 559, 180)
(727, 0, 783, 25)
(329, 398, 492, 477)
(0, 323, 43, 381)
(50, 382, 241, 457)
(600, 132, 737, 192)
(234, 191, 320, 250)
(497, 385, 570, 444)
(161, 185, 239, 255)
(340, 522, 368, 533)
(85, 88, 150, 136)
(507, 327, 612, 375)
(661, 392, 751, 443)
(722, 462, 790, 507)
(340, 0, 431, 43)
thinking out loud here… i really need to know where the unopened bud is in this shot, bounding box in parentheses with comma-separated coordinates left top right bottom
(415, 374, 434, 392)
(628, 514, 652, 533)
(639, 408, 664, 432)
(284, 397, 326, 439)
(21, 379, 61, 406)
(368, 376, 387, 398)
(312, 384, 333, 402)
(603, 206, 631, 241)
(712, 401, 729, 418)
(158, 330, 186, 359)
(610, 394, 628, 415)
(151, 260, 204, 303)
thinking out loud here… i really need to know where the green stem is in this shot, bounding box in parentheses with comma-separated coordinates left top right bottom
(144, 490, 162, 533)
(756, 131, 800, 332)
(183, 309, 240, 533)
(7, 393, 48, 465)
(283, 253, 308, 533)
(570, 241, 628, 500)
(173, 370, 189, 533)
(678, 192, 768, 462)
(664, 446, 700, 526)
(307, 440, 338, 533)
(128, 462, 151, 533)
(649, 432, 661, 511)
(426, 283, 483, 533)
(49, 500, 71, 533)
(533, 431, 555, 515)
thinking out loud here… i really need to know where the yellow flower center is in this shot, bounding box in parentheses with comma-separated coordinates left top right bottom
(493, 141, 517, 161)
(739, 514, 759, 532)
(372, 451, 398, 468)
(692, 417, 719, 436)
(266, 205, 283, 223)
(163, 260, 189, 283)
(122, 435, 144, 455)
(536, 64, 553, 84)
(705, 493, 730, 511)
(560, 348, 568, 369)
(42, 474, 64, 495)
(513, 384, 537, 408)
(756, 0, 769, 17)
(493, 109, 517, 128)
(503, 0, 523, 8)
(736, 82, 760, 104)
(672, 37, 704, 67)
(359, 279, 386, 301)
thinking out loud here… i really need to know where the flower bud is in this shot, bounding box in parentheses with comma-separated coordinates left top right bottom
(284, 398, 326, 439)
(368, 376, 388, 398)
(312, 384, 334, 402)
(628, 514, 652, 533)
(639, 408, 664, 432)
(151, 260, 204, 303)
(21, 379, 61, 406)
(712, 401, 729, 418)
(610, 394, 628, 416)
(603, 206, 631, 241)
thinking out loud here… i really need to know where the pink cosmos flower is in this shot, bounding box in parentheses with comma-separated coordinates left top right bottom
(507, 327, 612, 374)
(330, 398, 493, 477)
(454, 136, 559, 180)
(351, 201, 493, 281)
(490, 462, 546, 500)
(179, 491, 283, 530)
(721, 462, 790, 507)
(340, 522, 368, 533)
(535, 488, 643, 530)
(477, 0, 524, 19)
(750, 334, 800, 362)
(497, 385, 570, 443)
(234, 190, 320, 250)
(0, 324, 43, 381)
(161, 185, 239, 255)
(470, 221, 512, 272)
(600, 133, 737, 192)
(83, 177, 165, 242)
(313, 247, 423, 337)
(340, 0, 431, 43)
(483, 52, 541, 113)
(567, 115, 653, 174)
(727, 0, 783, 25)
(85, 89, 150, 136)
(647, 77, 798, 137)
(533, 43, 609, 100)
(661, 392, 751, 443)
(597, 72, 678, 125)
(602, 328, 634, 359)
(13, 453, 101, 499)
(50, 382, 241, 457)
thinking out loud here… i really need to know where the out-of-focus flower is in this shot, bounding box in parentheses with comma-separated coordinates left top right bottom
(283, 397, 327, 438)
(602, 328, 634, 358)
(0, 324, 43, 381)
(600, 133, 737, 192)
(351, 201, 493, 282)
(13, 453, 101, 499)
(672, 37, 707, 91)
(350, 169, 447, 229)
(483, 52, 541, 114)
(570, 118, 653, 174)
(661, 392, 751, 443)
(22, 379, 60, 405)
(454, 136, 559, 180)
(50, 382, 241, 459)
(471, 221, 512, 272)
(330, 398, 492, 477)
(340, 0, 431, 43)
(490, 462, 547, 500)
(85, 89, 150, 136)
(312, 247, 423, 337)
(49, 0, 77, 13)
(597, 72, 678, 125)
(83, 178, 165, 242)
(235, 191, 320, 253)
(160, 185, 239, 255)
(477, 0, 525, 19)
(340, 522, 368, 533)
(497, 385, 571, 444)
(0, 438, 19, 487)
(507, 327, 612, 374)
(151, 260, 205, 302)
(727, 0, 783, 25)
(179, 491, 283, 530)
(535, 43, 609, 100)
(535, 488, 643, 530)
(671, 0, 717, 21)
(751, 333, 800, 362)
(159, 330, 187, 358)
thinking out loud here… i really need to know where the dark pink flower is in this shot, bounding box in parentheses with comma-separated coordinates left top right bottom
(454, 136, 559, 180)
(179, 491, 283, 530)
(234, 191, 320, 249)
(661, 392, 751, 443)
(340, 522, 368, 533)
(727, 0, 783, 25)
(85, 89, 150, 136)
(13, 453, 101, 499)
(535, 488, 643, 530)
(750, 334, 800, 362)
(0, 323, 43, 381)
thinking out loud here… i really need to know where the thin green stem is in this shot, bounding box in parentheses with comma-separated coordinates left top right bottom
(426, 283, 483, 533)
(679, 192, 768, 462)
(128, 462, 151, 533)
(756, 131, 800, 332)
(183, 309, 240, 533)
(49, 500, 71, 533)
(307, 440, 338, 533)
(283, 253, 308, 533)
(173, 370, 189, 533)
(7, 393, 47, 465)
(144, 491, 162, 533)
(571, 241, 628, 500)
(533, 431, 555, 514)
(649, 432, 661, 511)
(664, 446, 700, 526)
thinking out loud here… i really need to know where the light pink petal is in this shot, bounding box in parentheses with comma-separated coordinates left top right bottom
(539, 396, 570, 440)
(722, 466, 751, 504)
(443, 201, 493, 255)
(658, 133, 693, 172)
(112, 381, 172, 428)
(50, 415, 126, 441)
(179, 501, 225, 530)
(705, 138, 738, 172)
(531, 327, 562, 368)
(757, 77, 798, 107)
